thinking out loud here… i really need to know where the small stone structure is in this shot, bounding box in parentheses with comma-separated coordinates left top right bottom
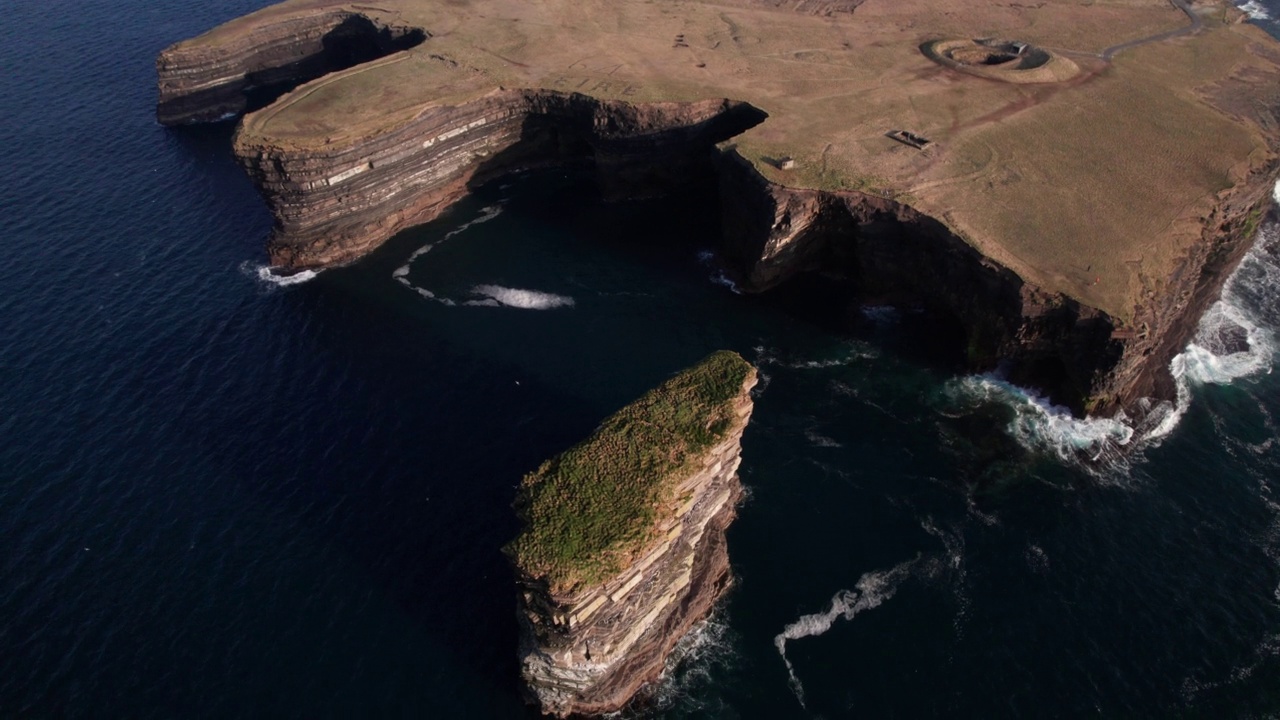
(886, 129, 931, 150)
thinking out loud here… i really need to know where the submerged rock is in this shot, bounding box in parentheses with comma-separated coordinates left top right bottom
(507, 351, 756, 717)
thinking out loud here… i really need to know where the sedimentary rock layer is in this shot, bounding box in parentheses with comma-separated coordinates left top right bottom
(511, 355, 756, 717)
(232, 90, 765, 268)
(716, 148, 1280, 417)
(154, 0, 1280, 422)
(155, 10, 425, 125)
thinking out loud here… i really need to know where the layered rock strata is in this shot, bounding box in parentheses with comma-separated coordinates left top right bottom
(154, 0, 1280, 423)
(232, 92, 765, 268)
(508, 351, 756, 716)
(156, 10, 425, 125)
(716, 148, 1280, 416)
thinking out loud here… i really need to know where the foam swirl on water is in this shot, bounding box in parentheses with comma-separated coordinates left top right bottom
(773, 521, 963, 709)
(467, 284, 574, 309)
(390, 205, 572, 309)
(944, 375, 1135, 467)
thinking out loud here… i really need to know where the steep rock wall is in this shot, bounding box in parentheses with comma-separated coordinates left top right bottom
(155, 11, 425, 125)
(715, 148, 1279, 418)
(232, 91, 766, 268)
(514, 369, 755, 717)
(155, 19, 1278, 421)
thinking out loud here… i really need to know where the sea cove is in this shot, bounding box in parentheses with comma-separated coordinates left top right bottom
(2, 0, 1280, 717)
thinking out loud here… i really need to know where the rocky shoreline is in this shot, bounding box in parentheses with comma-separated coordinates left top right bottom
(715, 147, 1280, 418)
(508, 352, 756, 716)
(231, 89, 766, 269)
(154, 3, 1280, 425)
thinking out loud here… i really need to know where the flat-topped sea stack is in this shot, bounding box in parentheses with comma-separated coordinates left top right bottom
(157, 0, 1280, 420)
(506, 351, 756, 716)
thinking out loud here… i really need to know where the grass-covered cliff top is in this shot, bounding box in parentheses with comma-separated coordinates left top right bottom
(509, 350, 753, 596)
(192, 0, 1280, 320)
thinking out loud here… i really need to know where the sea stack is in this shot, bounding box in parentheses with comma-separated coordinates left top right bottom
(507, 351, 756, 717)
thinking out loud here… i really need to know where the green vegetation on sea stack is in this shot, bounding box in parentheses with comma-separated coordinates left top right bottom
(509, 351, 752, 595)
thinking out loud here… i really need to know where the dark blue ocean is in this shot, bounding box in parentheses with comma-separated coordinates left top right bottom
(4, 1, 1280, 716)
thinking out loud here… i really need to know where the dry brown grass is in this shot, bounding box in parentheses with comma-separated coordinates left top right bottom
(181, 0, 1280, 317)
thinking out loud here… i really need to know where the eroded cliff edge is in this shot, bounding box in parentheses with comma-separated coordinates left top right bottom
(716, 147, 1280, 418)
(154, 0, 1280, 424)
(232, 89, 766, 268)
(507, 351, 756, 716)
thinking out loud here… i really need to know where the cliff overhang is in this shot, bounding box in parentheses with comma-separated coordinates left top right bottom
(155, 0, 1280, 423)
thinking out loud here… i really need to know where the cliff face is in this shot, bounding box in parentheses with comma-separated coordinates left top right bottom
(232, 91, 766, 269)
(510, 352, 756, 717)
(154, 0, 1280, 424)
(155, 10, 425, 125)
(715, 148, 1280, 418)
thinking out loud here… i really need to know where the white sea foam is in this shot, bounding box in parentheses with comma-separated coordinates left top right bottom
(945, 375, 1135, 467)
(774, 559, 918, 708)
(944, 183, 1280, 455)
(244, 262, 319, 287)
(469, 285, 574, 309)
(772, 521, 966, 708)
(788, 343, 880, 369)
(442, 203, 504, 240)
(628, 614, 738, 717)
(392, 204, 505, 299)
(1153, 214, 1280, 440)
(1025, 544, 1050, 573)
(1238, 0, 1272, 20)
(709, 271, 743, 293)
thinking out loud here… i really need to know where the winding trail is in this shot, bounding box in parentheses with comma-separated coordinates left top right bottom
(1100, 0, 1204, 59)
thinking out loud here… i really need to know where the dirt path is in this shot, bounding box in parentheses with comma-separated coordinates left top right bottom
(1100, 0, 1203, 59)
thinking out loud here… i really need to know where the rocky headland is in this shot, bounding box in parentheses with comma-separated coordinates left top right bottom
(506, 351, 756, 716)
(155, 0, 1280, 423)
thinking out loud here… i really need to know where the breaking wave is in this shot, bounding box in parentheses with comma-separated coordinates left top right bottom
(1238, 0, 1273, 20)
(944, 375, 1136, 467)
(627, 614, 739, 718)
(242, 262, 320, 287)
(1155, 218, 1280, 436)
(947, 189, 1280, 462)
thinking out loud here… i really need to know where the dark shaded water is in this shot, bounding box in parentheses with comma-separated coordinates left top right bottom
(3, 1, 1280, 717)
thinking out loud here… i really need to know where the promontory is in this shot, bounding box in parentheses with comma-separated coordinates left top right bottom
(156, 0, 1280, 422)
(507, 350, 756, 716)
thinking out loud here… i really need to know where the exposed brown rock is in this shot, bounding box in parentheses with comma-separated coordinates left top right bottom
(156, 10, 425, 125)
(715, 145, 1280, 419)
(513, 370, 755, 717)
(230, 90, 766, 269)
(152, 0, 1280, 426)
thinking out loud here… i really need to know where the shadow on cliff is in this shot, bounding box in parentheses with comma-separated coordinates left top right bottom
(240, 15, 427, 115)
(157, 13, 427, 125)
(464, 98, 769, 204)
